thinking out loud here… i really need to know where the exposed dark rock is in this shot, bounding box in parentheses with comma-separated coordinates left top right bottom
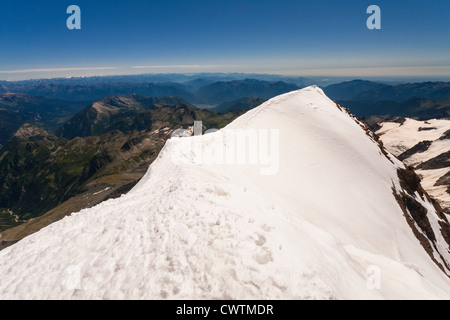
(435, 171, 450, 187)
(104, 180, 140, 201)
(393, 190, 444, 272)
(361, 116, 406, 136)
(439, 129, 450, 140)
(397, 167, 423, 196)
(417, 151, 450, 170)
(394, 167, 450, 275)
(397, 140, 433, 162)
(0, 240, 18, 251)
(121, 136, 144, 151)
(418, 127, 437, 131)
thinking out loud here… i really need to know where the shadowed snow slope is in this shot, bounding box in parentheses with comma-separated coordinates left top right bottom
(1, 86, 450, 299)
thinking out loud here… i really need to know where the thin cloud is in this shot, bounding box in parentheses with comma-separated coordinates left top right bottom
(131, 65, 220, 69)
(0, 67, 118, 74)
(272, 66, 450, 77)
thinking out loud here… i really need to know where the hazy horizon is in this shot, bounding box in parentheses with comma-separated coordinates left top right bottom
(2, 71, 450, 85)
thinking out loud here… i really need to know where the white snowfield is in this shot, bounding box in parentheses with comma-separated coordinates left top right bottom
(377, 118, 450, 211)
(1, 86, 450, 299)
(376, 118, 450, 164)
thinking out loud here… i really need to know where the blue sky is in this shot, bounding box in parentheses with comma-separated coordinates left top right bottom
(0, 0, 449, 80)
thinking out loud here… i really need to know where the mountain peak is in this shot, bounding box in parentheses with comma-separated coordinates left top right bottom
(299, 84, 324, 94)
(13, 123, 50, 140)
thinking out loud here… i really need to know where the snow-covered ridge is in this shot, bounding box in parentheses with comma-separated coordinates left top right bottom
(0, 86, 449, 299)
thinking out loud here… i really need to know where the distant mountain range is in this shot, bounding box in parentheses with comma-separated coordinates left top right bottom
(341, 98, 450, 119)
(0, 82, 196, 103)
(0, 73, 309, 87)
(324, 80, 450, 118)
(211, 97, 266, 114)
(323, 80, 390, 100)
(324, 80, 450, 102)
(3, 76, 450, 119)
(197, 79, 298, 105)
(0, 76, 302, 105)
(354, 81, 450, 102)
(2, 78, 450, 146)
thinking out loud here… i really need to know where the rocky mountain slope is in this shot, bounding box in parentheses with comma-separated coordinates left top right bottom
(0, 124, 169, 222)
(0, 92, 86, 147)
(58, 95, 194, 139)
(0, 96, 240, 244)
